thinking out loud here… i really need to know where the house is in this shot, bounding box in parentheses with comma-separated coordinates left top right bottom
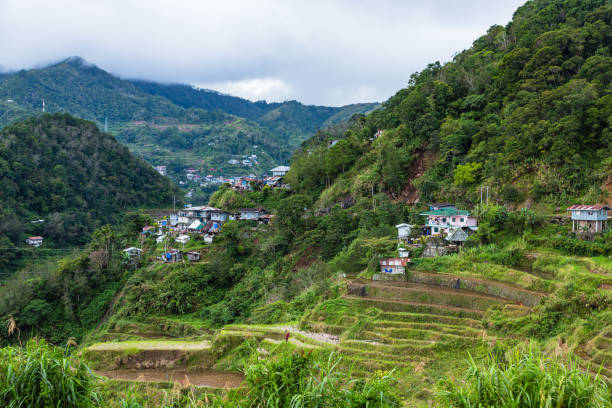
(240, 208, 267, 220)
(25, 236, 43, 247)
(328, 140, 339, 148)
(398, 247, 410, 258)
(186, 251, 200, 262)
(165, 249, 183, 263)
(188, 220, 204, 233)
(202, 221, 222, 234)
(156, 234, 166, 244)
(374, 129, 383, 139)
(379, 258, 410, 274)
(568, 205, 610, 234)
(264, 176, 282, 187)
(395, 223, 414, 242)
(271, 166, 290, 177)
(154, 165, 167, 176)
(210, 209, 228, 222)
(175, 234, 191, 244)
(123, 247, 142, 262)
(228, 159, 239, 165)
(420, 207, 477, 236)
(259, 214, 275, 224)
(142, 226, 156, 235)
(204, 234, 214, 244)
(446, 228, 468, 244)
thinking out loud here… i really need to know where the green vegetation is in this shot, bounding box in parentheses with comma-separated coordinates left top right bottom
(0, 114, 179, 273)
(438, 346, 611, 407)
(0, 339, 100, 408)
(1, 1, 612, 406)
(286, 0, 612, 208)
(218, 346, 400, 408)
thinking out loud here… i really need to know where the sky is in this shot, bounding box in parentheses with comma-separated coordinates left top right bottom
(0, 0, 526, 106)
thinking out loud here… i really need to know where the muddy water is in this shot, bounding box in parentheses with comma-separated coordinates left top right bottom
(97, 369, 245, 388)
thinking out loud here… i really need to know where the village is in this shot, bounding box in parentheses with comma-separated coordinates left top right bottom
(122, 161, 612, 275)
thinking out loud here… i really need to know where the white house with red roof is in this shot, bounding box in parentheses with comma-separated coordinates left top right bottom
(25, 236, 43, 247)
(567, 204, 610, 234)
(379, 258, 410, 274)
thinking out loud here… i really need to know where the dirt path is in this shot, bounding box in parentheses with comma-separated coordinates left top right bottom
(97, 369, 244, 388)
(342, 295, 485, 315)
(274, 325, 340, 344)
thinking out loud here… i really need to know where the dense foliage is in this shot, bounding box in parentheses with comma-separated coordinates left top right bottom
(0, 219, 141, 345)
(437, 346, 611, 407)
(0, 339, 100, 408)
(287, 0, 612, 207)
(0, 114, 178, 270)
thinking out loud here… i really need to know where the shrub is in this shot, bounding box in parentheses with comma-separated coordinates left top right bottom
(437, 346, 611, 407)
(0, 339, 100, 407)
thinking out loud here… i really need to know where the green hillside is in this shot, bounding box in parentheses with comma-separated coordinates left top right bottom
(0, 114, 180, 271)
(0, 0, 611, 407)
(0, 60, 378, 179)
(286, 0, 612, 209)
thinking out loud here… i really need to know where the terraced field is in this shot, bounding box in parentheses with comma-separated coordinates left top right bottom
(87, 272, 591, 404)
(577, 326, 612, 378)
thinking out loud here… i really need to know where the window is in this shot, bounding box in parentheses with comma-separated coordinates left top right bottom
(442, 218, 446, 223)
(460, 218, 464, 222)
(434, 227, 439, 233)
(452, 218, 456, 222)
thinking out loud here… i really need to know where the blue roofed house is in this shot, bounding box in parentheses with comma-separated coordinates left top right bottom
(568, 205, 610, 234)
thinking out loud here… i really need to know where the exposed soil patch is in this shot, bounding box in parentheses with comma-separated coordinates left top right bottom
(394, 150, 436, 204)
(97, 369, 244, 388)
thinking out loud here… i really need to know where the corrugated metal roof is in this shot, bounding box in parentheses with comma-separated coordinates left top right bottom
(567, 205, 611, 210)
(419, 208, 471, 216)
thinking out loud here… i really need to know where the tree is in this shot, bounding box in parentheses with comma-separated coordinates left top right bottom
(454, 162, 483, 186)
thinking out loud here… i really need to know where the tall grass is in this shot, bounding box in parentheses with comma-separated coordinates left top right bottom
(437, 346, 611, 407)
(210, 344, 400, 408)
(0, 339, 100, 408)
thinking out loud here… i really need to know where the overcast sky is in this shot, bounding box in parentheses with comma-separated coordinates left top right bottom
(0, 0, 526, 106)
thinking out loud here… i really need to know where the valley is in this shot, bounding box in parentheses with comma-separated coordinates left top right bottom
(0, 0, 611, 406)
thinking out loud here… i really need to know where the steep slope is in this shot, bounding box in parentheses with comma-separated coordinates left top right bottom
(0, 114, 179, 253)
(287, 0, 612, 208)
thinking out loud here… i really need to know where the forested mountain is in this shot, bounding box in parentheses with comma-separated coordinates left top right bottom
(0, 114, 179, 267)
(0, 59, 378, 177)
(287, 0, 612, 208)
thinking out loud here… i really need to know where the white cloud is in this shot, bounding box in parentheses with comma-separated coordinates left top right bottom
(0, 0, 527, 106)
(196, 78, 293, 103)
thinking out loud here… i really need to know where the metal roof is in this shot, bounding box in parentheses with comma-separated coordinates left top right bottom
(567, 205, 611, 210)
(419, 208, 471, 216)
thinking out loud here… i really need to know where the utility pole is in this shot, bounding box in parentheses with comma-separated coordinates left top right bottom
(486, 186, 489, 205)
(173, 195, 176, 213)
(42, 98, 45, 113)
(104, 117, 108, 132)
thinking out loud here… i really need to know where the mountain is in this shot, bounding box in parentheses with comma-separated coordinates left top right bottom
(0, 114, 180, 269)
(286, 0, 612, 208)
(0, 59, 378, 178)
(1, 2, 612, 407)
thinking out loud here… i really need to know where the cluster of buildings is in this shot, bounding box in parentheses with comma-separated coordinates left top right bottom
(228, 154, 259, 167)
(230, 166, 290, 191)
